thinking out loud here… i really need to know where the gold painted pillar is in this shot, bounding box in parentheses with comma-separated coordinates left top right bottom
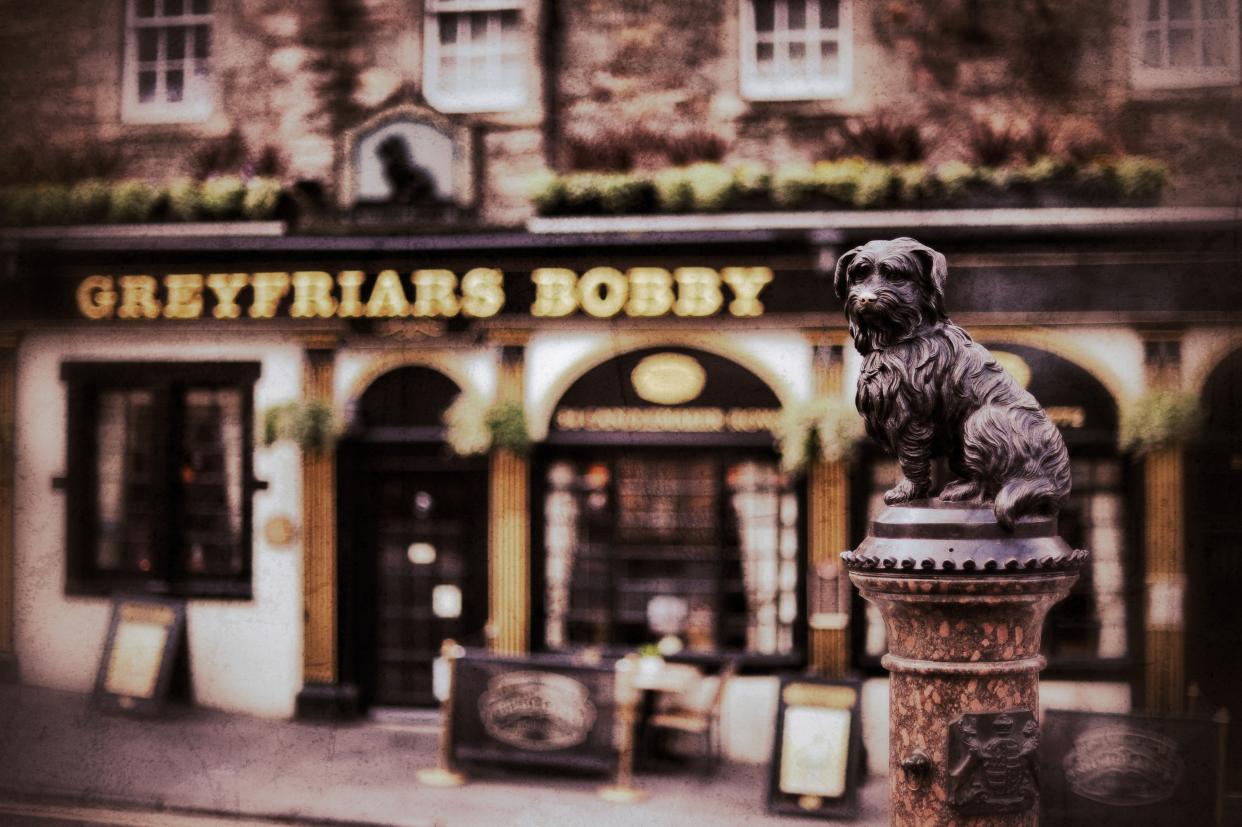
(295, 335, 355, 718)
(488, 340, 530, 654)
(807, 336, 852, 677)
(0, 333, 17, 681)
(1142, 335, 1186, 714)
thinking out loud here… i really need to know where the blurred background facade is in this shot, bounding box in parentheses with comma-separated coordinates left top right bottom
(0, 0, 1239, 803)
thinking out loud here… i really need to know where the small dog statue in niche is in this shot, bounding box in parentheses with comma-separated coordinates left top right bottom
(834, 237, 1071, 528)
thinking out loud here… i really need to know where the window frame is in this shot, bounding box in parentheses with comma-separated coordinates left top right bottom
(121, 0, 216, 124)
(61, 361, 262, 599)
(1130, 0, 1242, 90)
(423, 0, 528, 113)
(740, 0, 853, 101)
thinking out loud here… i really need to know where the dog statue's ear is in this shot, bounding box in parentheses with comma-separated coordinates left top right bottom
(833, 246, 863, 303)
(908, 241, 948, 318)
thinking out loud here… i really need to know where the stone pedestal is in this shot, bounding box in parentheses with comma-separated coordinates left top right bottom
(843, 501, 1086, 826)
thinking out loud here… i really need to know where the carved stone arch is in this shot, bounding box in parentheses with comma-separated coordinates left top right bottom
(1189, 334, 1242, 399)
(343, 352, 482, 432)
(973, 327, 1133, 410)
(337, 103, 476, 209)
(528, 332, 799, 441)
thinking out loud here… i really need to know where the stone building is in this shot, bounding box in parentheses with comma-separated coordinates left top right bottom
(0, 0, 1239, 809)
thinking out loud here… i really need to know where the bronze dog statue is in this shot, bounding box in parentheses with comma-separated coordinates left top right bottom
(835, 237, 1071, 528)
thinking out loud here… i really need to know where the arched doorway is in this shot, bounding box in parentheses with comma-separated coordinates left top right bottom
(1187, 347, 1242, 791)
(337, 365, 488, 708)
(850, 343, 1139, 679)
(533, 346, 801, 665)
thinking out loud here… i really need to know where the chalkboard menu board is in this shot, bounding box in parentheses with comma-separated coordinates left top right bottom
(1040, 709, 1227, 826)
(767, 676, 863, 819)
(450, 651, 618, 775)
(92, 597, 185, 716)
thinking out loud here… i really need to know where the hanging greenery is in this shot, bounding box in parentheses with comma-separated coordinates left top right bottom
(443, 394, 531, 457)
(772, 395, 866, 474)
(261, 399, 341, 452)
(1119, 390, 1204, 456)
(486, 400, 531, 456)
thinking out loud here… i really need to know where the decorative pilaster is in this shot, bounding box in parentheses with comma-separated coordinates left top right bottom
(0, 333, 17, 681)
(295, 335, 355, 718)
(807, 336, 851, 677)
(1141, 335, 1186, 715)
(488, 339, 530, 654)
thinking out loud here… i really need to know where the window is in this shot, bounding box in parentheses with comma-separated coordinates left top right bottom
(1132, 0, 1241, 89)
(542, 451, 802, 661)
(122, 0, 214, 123)
(62, 362, 261, 597)
(424, 0, 526, 112)
(741, 0, 852, 100)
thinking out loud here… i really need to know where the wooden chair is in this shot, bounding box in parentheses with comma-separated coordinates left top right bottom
(644, 660, 737, 775)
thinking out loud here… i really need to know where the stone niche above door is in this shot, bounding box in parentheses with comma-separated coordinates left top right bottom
(339, 104, 476, 216)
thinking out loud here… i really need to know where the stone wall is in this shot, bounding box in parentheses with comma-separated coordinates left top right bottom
(0, 0, 1237, 219)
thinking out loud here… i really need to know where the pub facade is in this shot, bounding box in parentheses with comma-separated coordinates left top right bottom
(0, 0, 1240, 790)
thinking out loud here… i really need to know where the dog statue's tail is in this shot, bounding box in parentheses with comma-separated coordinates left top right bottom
(963, 405, 1072, 530)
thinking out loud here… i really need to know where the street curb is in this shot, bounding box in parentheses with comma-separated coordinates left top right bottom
(0, 784, 423, 827)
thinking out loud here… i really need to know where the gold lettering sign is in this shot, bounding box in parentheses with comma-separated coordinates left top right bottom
(630, 353, 707, 405)
(74, 266, 774, 321)
(555, 406, 778, 433)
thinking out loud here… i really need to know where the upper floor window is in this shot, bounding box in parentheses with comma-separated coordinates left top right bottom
(741, 0, 852, 101)
(1132, 0, 1241, 89)
(122, 0, 214, 123)
(62, 362, 261, 598)
(424, 0, 526, 112)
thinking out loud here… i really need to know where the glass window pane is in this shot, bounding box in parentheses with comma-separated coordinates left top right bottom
(754, 0, 775, 33)
(439, 55, 457, 89)
(439, 13, 457, 45)
(166, 25, 186, 60)
(138, 70, 157, 102)
(191, 0, 211, 14)
(96, 390, 156, 575)
(179, 389, 244, 576)
(1147, 0, 1161, 20)
(756, 40, 775, 72)
(193, 25, 210, 59)
(137, 28, 159, 62)
(1143, 29, 1163, 66)
(470, 11, 489, 43)
(819, 0, 839, 29)
(1202, 26, 1229, 64)
(136, 0, 156, 18)
(789, 39, 807, 72)
(788, 0, 806, 30)
(165, 0, 184, 16)
(500, 9, 519, 34)
(1169, 0, 1192, 19)
(166, 68, 184, 101)
(1169, 28, 1196, 65)
(1202, 0, 1228, 17)
(820, 40, 839, 74)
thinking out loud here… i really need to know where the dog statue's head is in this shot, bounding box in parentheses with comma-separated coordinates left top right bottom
(833, 237, 949, 354)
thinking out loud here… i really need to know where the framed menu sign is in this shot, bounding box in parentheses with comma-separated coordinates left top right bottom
(767, 676, 863, 819)
(92, 597, 185, 716)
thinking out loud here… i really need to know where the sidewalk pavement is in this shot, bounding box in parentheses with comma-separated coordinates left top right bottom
(0, 683, 889, 826)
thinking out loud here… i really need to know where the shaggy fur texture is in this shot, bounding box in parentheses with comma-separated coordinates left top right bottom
(835, 237, 1071, 528)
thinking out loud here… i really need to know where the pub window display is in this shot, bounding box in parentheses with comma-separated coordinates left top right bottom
(61, 362, 261, 597)
(543, 453, 800, 657)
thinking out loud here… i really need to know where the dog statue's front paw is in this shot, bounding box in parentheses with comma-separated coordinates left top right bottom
(884, 479, 929, 505)
(939, 478, 981, 502)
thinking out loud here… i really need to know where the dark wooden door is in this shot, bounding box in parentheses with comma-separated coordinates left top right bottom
(1188, 349, 1242, 793)
(351, 453, 488, 707)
